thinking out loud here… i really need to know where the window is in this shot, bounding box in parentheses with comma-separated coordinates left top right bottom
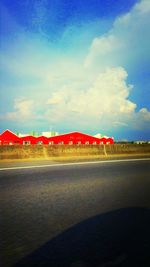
(100, 142, 103, 145)
(58, 141, 64, 145)
(9, 142, 13, 145)
(37, 141, 43, 145)
(23, 141, 30, 145)
(49, 141, 54, 145)
(85, 141, 89, 145)
(106, 142, 110, 145)
(93, 141, 97, 145)
(77, 141, 81, 145)
(69, 141, 73, 145)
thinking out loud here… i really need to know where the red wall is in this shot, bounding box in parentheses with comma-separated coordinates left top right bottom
(36, 136, 49, 145)
(19, 136, 37, 145)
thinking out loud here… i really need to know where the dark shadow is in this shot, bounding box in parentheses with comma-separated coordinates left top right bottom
(14, 207, 150, 267)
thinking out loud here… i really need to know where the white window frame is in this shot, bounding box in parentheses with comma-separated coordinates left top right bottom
(68, 141, 73, 145)
(23, 141, 31, 145)
(37, 141, 43, 145)
(85, 141, 89, 145)
(77, 141, 81, 145)
(49, 141, 54, 145)
(58, 141, 64, 145)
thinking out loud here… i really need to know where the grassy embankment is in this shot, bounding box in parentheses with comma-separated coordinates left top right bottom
(0, 144, 150, 162)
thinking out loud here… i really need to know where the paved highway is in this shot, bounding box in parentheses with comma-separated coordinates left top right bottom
(0, 159, 150, 267)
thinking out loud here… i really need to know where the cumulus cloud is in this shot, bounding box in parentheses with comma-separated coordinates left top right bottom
(136, 108, 150, 128)
(135, 0, 150, 14)
(47, 92, 63, 105)
(85, 0, 150, 69)
(1, 98, 34, 122)
(139, 108, 150, 121)
(84, 35, 122, 68)
(2, 64, 149, 133)
(45, 67, 137, 128)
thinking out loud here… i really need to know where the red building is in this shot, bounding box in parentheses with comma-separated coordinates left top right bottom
(47, 132, 113, 145)
(0, 129, 20, 145)
(0, 130, 114, 145)
(19, 135, 37, 145)
(36, 136, 49, 145)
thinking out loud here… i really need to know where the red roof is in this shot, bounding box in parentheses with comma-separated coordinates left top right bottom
(0, 130, 20, 144)
(48, 131, 103, 144)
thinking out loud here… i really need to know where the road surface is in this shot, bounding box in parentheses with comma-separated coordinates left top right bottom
(0, 159, 150, 267)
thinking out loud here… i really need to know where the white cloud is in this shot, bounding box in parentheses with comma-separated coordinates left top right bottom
(139, 108, 150, 120)
(45, 67, 137, 128)
(2, 98, 34, 122)
(113, 121, 128, 127)
(85, 0, 150, 69)
(1, 60, 149, 133)
(47, 92, 63, 105)
(135, 0, 150, 14)
(128, 107, 150, 130)
(44, 66, 150, 132)
(84, 35, 122, 67)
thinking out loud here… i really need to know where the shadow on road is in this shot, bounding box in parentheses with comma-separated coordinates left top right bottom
(14, 207, 150, 267)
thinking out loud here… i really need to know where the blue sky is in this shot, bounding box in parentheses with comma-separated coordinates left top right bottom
(0, 0, 150, 140)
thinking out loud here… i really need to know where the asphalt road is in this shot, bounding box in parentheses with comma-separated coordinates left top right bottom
(0, 159, 150, 267)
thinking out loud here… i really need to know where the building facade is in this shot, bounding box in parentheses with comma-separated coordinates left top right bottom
(0, 130, 114, 145)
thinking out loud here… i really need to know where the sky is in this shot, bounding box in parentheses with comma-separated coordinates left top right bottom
(0, 0, 150, 140)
